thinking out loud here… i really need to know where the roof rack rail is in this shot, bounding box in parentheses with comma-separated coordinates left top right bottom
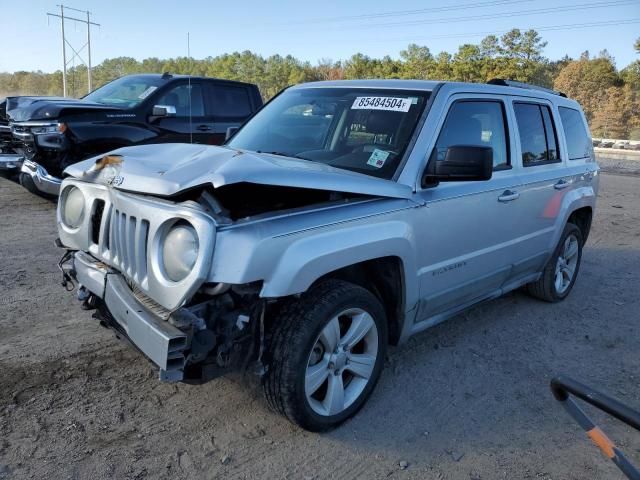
(487, 78, 567, 98)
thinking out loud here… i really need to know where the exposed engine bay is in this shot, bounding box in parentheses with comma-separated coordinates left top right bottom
(176, 182, 366, 221)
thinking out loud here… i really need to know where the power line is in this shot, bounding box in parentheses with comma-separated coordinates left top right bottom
(380, 18, 640, 42)
(277, 0, 535, 25)
(311, 0, 637, 31)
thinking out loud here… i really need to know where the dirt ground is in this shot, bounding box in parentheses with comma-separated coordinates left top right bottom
(0, 167, 638, 480)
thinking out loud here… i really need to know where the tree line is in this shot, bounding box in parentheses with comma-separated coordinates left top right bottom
(1, 29, 638, 139)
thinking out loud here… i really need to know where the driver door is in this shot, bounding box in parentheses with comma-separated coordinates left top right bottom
(413, 95, 525, 322)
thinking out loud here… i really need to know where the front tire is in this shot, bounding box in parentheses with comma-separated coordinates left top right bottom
(263, 280, 388, 431)
(526, 222, 583, 302)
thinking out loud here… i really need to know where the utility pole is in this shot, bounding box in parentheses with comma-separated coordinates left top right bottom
(60, 5, 67, 97)
(47, 5, 100, 97)
(87, 10, 92, 92)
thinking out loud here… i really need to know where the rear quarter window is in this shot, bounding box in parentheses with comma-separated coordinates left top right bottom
(558, 107, 592, 160)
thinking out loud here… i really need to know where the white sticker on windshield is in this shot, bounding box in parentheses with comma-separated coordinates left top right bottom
(138, 86, 158, 100)
(352, 96, 412, 112)
(367, 149, 390, 168)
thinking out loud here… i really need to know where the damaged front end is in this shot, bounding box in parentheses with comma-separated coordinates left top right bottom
(56, 175, 269, 383)
(60, 249, 265, 383)
(55, 143, 411, 383)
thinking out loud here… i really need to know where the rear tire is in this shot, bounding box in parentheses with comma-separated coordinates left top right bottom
(526, 222, 583, 302)
(263, 280, 388, 431)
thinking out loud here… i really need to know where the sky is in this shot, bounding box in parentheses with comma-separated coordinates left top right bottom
(1, 0, 639, 73)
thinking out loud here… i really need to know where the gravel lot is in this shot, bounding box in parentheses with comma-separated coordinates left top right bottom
(0, 167, 638, 480)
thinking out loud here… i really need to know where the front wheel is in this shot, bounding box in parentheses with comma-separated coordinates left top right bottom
(526, 222, 583, 302)
(263, 280, 388, 431)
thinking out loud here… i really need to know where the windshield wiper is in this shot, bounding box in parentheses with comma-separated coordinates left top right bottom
(257, 151, 308, 161)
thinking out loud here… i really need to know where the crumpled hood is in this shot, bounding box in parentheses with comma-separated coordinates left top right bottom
(6, 96, 119, 122)
(64, 143, 412, 199)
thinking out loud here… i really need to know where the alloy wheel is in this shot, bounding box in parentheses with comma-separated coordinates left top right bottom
(555, 234, 579, 294)
(305, 308, 379, 417)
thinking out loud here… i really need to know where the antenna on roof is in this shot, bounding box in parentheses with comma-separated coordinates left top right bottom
(187, 32, 193, 144)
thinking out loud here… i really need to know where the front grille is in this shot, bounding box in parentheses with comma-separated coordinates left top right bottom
(61, 180, 216, 312)
(96, 203, 150, 287)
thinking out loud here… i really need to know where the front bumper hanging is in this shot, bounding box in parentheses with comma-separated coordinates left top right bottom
(72, 250, 188, 381)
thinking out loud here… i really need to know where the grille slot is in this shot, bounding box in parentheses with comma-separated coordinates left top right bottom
(90, 200, 105, 246)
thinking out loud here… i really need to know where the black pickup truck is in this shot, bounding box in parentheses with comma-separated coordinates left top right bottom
(7, 73, 262, 195)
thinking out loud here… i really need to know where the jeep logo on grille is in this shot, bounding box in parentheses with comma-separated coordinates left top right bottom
(108, 175, 124, 186)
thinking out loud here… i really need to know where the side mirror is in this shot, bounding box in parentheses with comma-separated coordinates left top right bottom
(225, 126, 239, 141)
(424, 145, 493, 185)
(151, 104, 176, 118)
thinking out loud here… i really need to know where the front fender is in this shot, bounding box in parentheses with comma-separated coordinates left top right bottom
(69, 123, 157, 154)
(260, 220, 418, 302)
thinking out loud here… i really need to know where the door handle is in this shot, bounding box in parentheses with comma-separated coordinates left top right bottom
(196, 125, 211, 132)
(498, 190, 520, 202)
(554, 179, 570, 190)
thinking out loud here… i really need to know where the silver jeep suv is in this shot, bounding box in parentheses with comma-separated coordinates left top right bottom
(56, 79, 598, 431)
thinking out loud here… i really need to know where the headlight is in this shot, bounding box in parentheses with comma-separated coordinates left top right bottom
(30, 123, 66, 135)
(162, 223, 199, 282)
(61, 186, 85, 228)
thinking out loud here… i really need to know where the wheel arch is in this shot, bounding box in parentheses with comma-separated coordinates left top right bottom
(567, 206, 593, 243)
(549, 186, 596, 251)
(311, 256, 406, 346)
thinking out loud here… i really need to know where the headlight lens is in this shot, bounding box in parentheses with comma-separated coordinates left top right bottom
(162, 223, 199, 282)
(31, 123, 65, 135)
(61, 186, 85, 228)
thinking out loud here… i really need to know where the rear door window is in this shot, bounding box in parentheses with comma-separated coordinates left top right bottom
(431, 100, 509, 169)
(558, 107, 592, 160)
(207, 84, 253, 119)
(514, 103, 560, 166)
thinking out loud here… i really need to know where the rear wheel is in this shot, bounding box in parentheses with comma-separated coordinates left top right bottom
(263, 280, 387, 431)
(526, 222, 583, 302)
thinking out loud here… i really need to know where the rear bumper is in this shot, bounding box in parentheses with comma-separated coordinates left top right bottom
(73, 251, 188, 380)
(20, 159, 62, 195)
(0, 154, 23, 172)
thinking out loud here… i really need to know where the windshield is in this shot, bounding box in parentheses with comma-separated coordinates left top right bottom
(83, 76, 165, 108)
(227, 87, 429, 179)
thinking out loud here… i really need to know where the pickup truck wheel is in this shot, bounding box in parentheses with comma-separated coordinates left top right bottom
(526, 222, 583, 302)
(263, 280, 387, 431)
(19, 172, 39, 195)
